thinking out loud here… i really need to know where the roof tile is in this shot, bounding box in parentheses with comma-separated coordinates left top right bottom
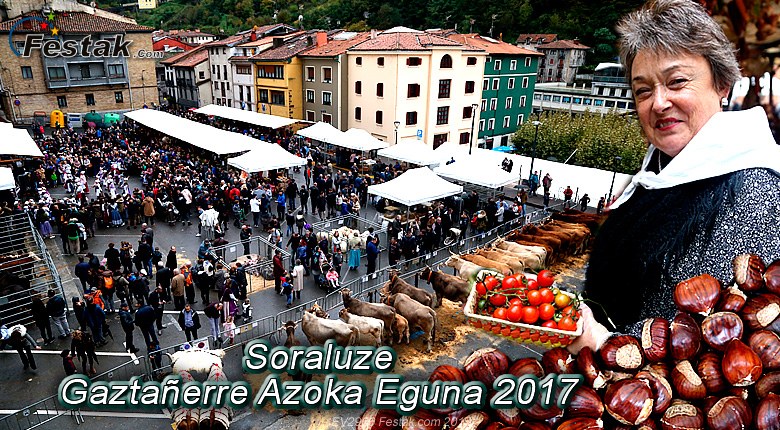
(447, 33, 543, 56)
(350, 31, 464, 51)
(539, 39, 590, 50)
(0, 10, 153, 33)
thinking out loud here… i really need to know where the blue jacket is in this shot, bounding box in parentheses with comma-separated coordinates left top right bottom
(367, 241, 379, 259)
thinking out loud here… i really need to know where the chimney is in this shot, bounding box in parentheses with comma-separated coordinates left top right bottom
(370, 29, 377, 39)
(316, 30, 327, 47)
(250, 31, 257, 42)
(273, 37, 284, 48)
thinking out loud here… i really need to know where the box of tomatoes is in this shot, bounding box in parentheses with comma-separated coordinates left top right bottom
(463, 270, 583, 348)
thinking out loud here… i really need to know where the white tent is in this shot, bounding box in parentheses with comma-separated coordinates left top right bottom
(124, 109, 257, 155)
(0, 123, 43, 157)
(368, 167, 462, 206)
(194, 104, 299, 129)
(296, 122, 345, 146)
(0, 167, 15, 191)
(342, 128, 389, 151)
(377, 140, 439, 165)
(434, 159, 519, 189)
(227, 143, 307, 173)
(434, 142, 523, 176)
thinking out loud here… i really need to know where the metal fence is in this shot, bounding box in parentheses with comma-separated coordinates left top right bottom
(311, 213, 387, 257)
(208, 234, 292, 293)
(0, 394, 80, 430)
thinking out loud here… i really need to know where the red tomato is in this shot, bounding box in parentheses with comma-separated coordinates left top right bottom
(484, 276, 500, 291)
(493, 307, 508, 320)
(541, 320, 558, 329)
(509, 297, 523, 307)
(513, 273, 527, 283)
(537, 270, 555, 288)
(502, 276, 519, 291)
(475, 282, 487, 296)
(521, 306, 539, 324)
(526, 279, 539, 290)
(539, 288, 555, 304)
(506, 304, 523, 322)
(538, 303, 555, 321)
(527, 290, 542, 306)
(489, 294, 507, 307)
(561, 305, 577, 318)
(558, 316, 577, 331)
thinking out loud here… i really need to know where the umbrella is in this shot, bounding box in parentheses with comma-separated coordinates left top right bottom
(492, 146, 514, 153)
(87, 122, 96, 128)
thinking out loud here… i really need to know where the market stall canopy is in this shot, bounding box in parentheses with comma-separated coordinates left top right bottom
(376, 140, 439, 165)
(194, 104, 298, 129)
(434, 142, 523, 176)
(368, 167, 462, 206)
(342, 128, 389, 151)
(0, 167, 15, 191)
(296, 121, 345, 146)
(227, 143, 307, 173)
(434, 158, 519, 189)
(124, 109, 257, 155)
(0, 123, 43, 157)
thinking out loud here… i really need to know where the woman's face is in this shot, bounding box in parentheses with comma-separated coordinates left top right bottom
(631, 51, 727, 157)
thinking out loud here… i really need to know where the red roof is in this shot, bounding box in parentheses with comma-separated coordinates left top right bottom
(205, 34, 247, 47)
(539, 40, 590, 50)
(350, 30, 465, 51)
(153, 36, 196, 52)
(447, 34, 542, 56)
(300, 32, 370, 56)
(251, 33, 315, 61)
(516, 34, 558, 44)
(161, 46, 208, 67)
(0, 10, 153, 33)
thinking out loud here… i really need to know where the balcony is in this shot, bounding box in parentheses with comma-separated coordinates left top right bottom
(47, 75, 128, 89)
(593, 75, 628, 84)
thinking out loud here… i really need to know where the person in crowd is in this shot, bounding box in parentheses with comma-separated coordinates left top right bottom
(204, 302, 223, 344)
(182, 261, 196, 304)
(178, 303, 201, 342)
(347, 232, 362, 271)
(46, 289, 70, 339)
(71, 330, 98, 375)
(366, 236, 379, 274)
(133, 304, 158, 347)
(579, 193, 591, 212)
(388, 237, 401, 266)
(166, 246, 178, 271)
(118, 302, 139, 353)
(83, 297, 106, 346)
(563, 186, 574, 208)
(572, 0, 780, 354)
(31, 295, 53, 345)
(222, 315, 236, 345)
(240, 224, 252, 255)
(290, 259, 305, 302)
(170, 268, 186, 311)
(71, 296, 87, 331)
(281, 275, 293, 308)
(272, 250, 285, 295)
(74, 256, 91, 292)
(596, 196, 606, 214)
(61, 349, 77, 376)
(99, 270, 116, 314)
(148, 286, 167, 336)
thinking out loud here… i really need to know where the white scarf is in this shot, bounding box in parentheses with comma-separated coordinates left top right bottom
(612, 107, 780, 209)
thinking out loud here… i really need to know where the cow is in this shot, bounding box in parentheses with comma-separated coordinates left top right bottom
(420, 266, 470, 307)
(460, 253, 512, 275)
(392, 314, 410, 345)
(485, 243, 545, 271)
(172, 370, 200, 430)
(301, 307, 359, 347)
(167, 349, 226, 376)
(338, 309, 383, 347)
(341, 288, 395, 343)
(474, 248, 525, 273)
(506, 230, 563, 259)
(493, 238, 548, 268)
(383, 293, 438, 353)
(552, 209, 607, 232)
(444, 254, 484, 281)
(379, 271, 435, 307)
(282, 321, 313, 384)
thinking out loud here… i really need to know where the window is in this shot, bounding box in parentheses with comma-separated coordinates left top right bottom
(270, 90, 285, 105)
(510, 60, 517, 70)
(115, 91, 124, 103)
(479, 119, 485, 131)
(57, 95, 67, 108)
(488, 118, 495, 130)
(375, 111, 383, 124)
(355, 81, 362, 94)
(595, 99, 605, 107)
(438, 79, 451, 98)
(467, 57, 477, 65)
(306, 66, 315, 81)
(355, 107, 361, 120)
(226, 82, 230, 91)
(356, 57, 362, 65)
(433, 133, 447, 148)
(306, 110, 315, 121)
(79, 64, 91, 79)
(436, 106, 449, 125)
(107, 64, 124, 77)
(237, 65, 251, 75)
(214, 82, 219, 90)
(322, 67, 332, 83)
(322, 92, 332, 105)
(552, 95, 561, 102)
(306, 89, 315, 103)
(562, 96, 571, 103)
(322, 113, 332, 124)
(503, 116, 510, 128)
(490, 98, 497, 111)
(259, 89, 269, 103)
(227, 99, 231, 107)
(480, 99, 486, 111)
(520, 96, 526, 107)
(21, 66, 33, 79)
(517, 114, 524, 126)
(223, 65, 227, 78)
(257, 65, 284, 79)
(459, 132, 470, 144)
(508, 78, 515, 89)
(492, 79, 499, 90)
(85, 94, 95, 106)
(464, 81, 475, 94)
(239, 85, 244, 101)
(406, 57, 422, 66)
(407, 84, 420, 98)
(377, 57, 384, 66)
(199, 71, 205, 80)
(573, 97, 582, 104)
(505, 97, 512, 109)
(376, 83, 383, 97)
(440, 54, 453, 68)
(525, 57, 532, 67)
(494, 59, 502, 71)
(584, 98, 592, 105)
(405, 111, 417, 125)
(462, 106, 472, 119)
(522, 77, 529, 88)
(549, 58, 554, 65)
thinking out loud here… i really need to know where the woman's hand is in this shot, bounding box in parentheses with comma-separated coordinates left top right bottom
(567, 303, 612, 355)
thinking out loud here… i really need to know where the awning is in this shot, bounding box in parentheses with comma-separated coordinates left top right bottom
(296, 122, 345, 146)
(434, 159, 519, 189)
(434, 142, 524, 176)
(377, 140, 439, 166)
(0, 123, 43, 157)
(0, 167, 15, 191)
(194, 104, 299, 129)
(124, 109, 257, 155)
(342, 128, 389, 151)
(368, 167, 463, 206)
(227, 143, 307, 173)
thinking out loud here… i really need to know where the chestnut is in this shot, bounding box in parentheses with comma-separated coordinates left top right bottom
(541, 347, 576, 375)
(645, 362, 671, 380)
(722, 339, 763, 387)
(517, 423, 552, 430)
(463, 348, 509, 387)
(565, 386, 604, 419)
(750, 330, 780, 370)
(706, 396, 752, 430)
(755, 393, 780, 430)
(756, 372, 780, 399)
(701, 311, 743, 351)
(636, 370, 673, 415)
(358, 408, 401, 430)
(697, 352, 728, 395)
(640, 318, 669, 362)
(671, 360, 706, 401)
(491, 406, 523, 428)
(555, 417, 603, 430)
(576, 347, 608, 390)
(765, 260, 780, 295)
(741, 293, 780, 331)
(518, 402, 562, 422)
(733, 253, 766, 292)
(450, 411, 489, 430)
(660, 400, 704, 430)
(603, 378, 654, 426)
(716, 285, 748, 313)
(636, 420, 659, 430)
(599, 335, 644, 371)
(428, 364, 468, 384)
(508, 357, 544, 378)
(673, 274, 720, 316)
(670, 312, 701, 361)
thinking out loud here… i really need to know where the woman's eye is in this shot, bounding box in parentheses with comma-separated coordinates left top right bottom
(668, 78, 688, 88)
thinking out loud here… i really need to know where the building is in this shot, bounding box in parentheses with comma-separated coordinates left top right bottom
(152, 29, 217, 46)
(535, 39, 589, 84)
(532, 63, 634, 115)
(298, 30, 369, 130)
(160, 45, 212, 109)
(346, 27, 486, 148)
(0, 6, 156, 123)
(153, 36, 196, 53)
(447, 33, 543, 148)
(138, 0, 156, 10)
(515, 33, 558, 47)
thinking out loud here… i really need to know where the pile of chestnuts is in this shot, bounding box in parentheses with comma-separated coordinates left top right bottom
(356, 254, 780, 430)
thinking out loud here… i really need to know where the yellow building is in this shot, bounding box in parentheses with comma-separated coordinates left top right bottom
(250, 33, 317, 119)
(138, 0, 157, 10)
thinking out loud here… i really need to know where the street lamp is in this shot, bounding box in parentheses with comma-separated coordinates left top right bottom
(393, 120, 400, 145)
(528, 111, 542, 182)
(469, 103, 478, 154)
(608, 156, 623, 201)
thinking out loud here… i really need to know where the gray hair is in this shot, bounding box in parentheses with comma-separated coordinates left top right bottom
(617, 0, 741, 94)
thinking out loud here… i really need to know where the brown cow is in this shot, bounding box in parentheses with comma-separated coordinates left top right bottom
(283, 321, 313, 383)
(491, 239, 547, 270)
(301, 307, 359, 347)
(380, 271, 435, 307)
(392, 314, 410, 345)
(341, 288, 395, 342)
(474, 248, 525, 273)
(420, 266, 470, 307)
(460, 253, 512, 275)
(383, 293, 438, 352)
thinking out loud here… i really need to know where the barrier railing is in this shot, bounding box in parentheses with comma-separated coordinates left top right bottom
(311, 213, 388, 257)
(217, 314, 277, 352)
(92, 356, 150, 383)
(0, 394, 79, 430)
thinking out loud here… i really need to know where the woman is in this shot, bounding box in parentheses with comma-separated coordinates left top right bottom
(347, 232, 362, 271)
(291, 259, 305, 302)
(573, 0, 780, 353)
